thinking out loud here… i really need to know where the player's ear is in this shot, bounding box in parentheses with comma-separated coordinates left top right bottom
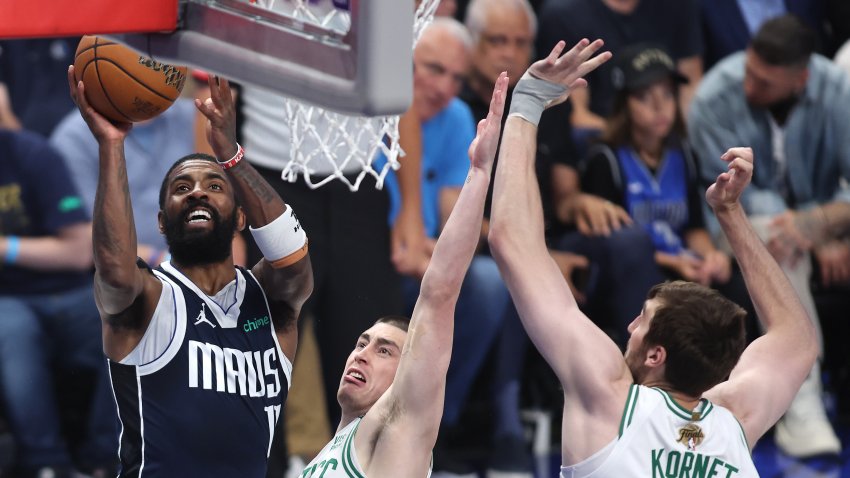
(644, 344, 666, 368)
(235, 207, 246, 232)
(158, 210, 165, 234)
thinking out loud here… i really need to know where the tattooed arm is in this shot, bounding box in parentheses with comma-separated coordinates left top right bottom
(195, 77, 313, 362)
(67, 67, 163, 360)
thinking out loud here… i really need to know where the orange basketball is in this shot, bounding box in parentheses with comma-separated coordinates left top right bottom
(74, 36, 188, 123)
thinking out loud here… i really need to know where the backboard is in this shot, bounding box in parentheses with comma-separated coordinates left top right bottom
(111, 0, 414, 115)
(1, 0, 413, 116)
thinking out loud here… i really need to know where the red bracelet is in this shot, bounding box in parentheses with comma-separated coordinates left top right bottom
(218, 143, 245, 170)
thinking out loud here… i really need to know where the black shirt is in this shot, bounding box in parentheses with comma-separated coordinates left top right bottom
(459, 82, 578, 241)
(536, 0, 703, 117)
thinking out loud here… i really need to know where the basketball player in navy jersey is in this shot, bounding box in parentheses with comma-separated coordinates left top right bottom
(67, 68, 313, 478)
(298, 73, 511, 478)
(489, 40, 818, 477)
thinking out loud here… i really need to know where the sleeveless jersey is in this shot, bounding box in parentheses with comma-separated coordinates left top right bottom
(561, 385, 758, 478)
(299, 418, 433, 478)
(617, 146, 689, 255)
(109, 262, 292, 478)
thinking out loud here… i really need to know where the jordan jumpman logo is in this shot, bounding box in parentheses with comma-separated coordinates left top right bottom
(193, 303, 216, 328)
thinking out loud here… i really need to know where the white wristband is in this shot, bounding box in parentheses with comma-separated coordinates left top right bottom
(249, 206, 308, 268)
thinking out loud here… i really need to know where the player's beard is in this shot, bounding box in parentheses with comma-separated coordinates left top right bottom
(625, 344, 650, 384)
(162, 202, 237, 266)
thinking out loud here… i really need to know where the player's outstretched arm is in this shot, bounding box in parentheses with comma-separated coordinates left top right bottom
(195, 76, 313, 362)
(703, 147, 818, 446)
(68, 66, 163, 358)
(488, 41, 631, 463)
(362, 74, 509, 470)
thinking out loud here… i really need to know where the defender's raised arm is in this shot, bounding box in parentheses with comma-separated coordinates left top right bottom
(353, 73, 509, 477)
(704, 147, 818, 446)
(488, 40, 630, 464)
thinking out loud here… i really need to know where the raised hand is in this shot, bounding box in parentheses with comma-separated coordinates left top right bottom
(526, 39, 611, 108)
(67, 65, 132, 143)
(705, 147, 754, 213)
(194, 76, 238, 160)
(468, 71, 508, 171)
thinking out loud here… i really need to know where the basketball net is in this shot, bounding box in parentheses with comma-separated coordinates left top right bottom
(248, 0, 439, 191)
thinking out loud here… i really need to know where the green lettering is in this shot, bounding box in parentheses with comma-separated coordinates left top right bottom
(318, 458, 338, 478)
(652, 449, 665, 477)
(666, 450, 682, 478)
(693, 453, 710, 478)
(300, 463, 318, 478)
(708, 457, 725, 477)
(722, 462, 739, 477)
(679, 451, 694, 478)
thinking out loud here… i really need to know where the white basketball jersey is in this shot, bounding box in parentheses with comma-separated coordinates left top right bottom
(299, 419, 366, 478)
(299, 417, 433, 478)
(562, 385, 759, 478)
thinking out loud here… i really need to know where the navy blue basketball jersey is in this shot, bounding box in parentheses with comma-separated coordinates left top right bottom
(109, 261, 291, 478)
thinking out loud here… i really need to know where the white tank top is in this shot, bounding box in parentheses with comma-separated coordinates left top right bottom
(561, 385, 759, 478)
(299, 418, 365, 478)
(299, 418, 433, 478)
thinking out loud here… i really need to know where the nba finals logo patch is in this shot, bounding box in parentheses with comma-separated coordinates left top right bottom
(677, 424, 704, 451)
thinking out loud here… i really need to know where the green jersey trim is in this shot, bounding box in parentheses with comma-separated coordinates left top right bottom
(652, 387, 714, 421)
(619, 384, 640, 437)
(342, 418, 366, 478)
(734, 416, 751, 451)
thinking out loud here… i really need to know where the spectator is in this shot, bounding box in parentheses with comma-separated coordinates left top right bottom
(462, 0, 663, 347)
(536, 0, 702, 155)
(0, 38, 79, 136)
(697, 1, 828, 70)
(689, 14, 850, 458)
(0, 94, 116, 476)
(582, 44, 729, 287)
(582, 43, 753, 334)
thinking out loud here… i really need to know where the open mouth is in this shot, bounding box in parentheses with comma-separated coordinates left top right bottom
(185, 208, 212, 224)
(346, 370, 366, 383)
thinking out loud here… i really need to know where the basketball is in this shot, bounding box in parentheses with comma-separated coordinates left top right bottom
(73, 36, 188, 123)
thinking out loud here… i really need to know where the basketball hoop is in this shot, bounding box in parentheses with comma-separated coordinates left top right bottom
(246, 0, 440, 191)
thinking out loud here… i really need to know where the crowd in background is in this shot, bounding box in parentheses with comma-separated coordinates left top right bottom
(1, 0, 850, 477)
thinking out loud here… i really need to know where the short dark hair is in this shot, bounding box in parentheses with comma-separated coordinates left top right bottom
(644, 281, 747, 397)
(158, 153, 220, 209)
(751, 14, 817, 68)
(374, 315, 411, 333)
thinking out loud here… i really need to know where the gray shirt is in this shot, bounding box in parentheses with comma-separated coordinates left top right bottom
(689, 51, 850, 217)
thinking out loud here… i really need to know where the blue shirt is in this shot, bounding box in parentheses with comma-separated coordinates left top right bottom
(0, 129, 91, 294)
(689, 52, 850, 219)
(617, 146, 689, 254)
(51, 99, 196, 249)
(383, 98, 476, 237)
